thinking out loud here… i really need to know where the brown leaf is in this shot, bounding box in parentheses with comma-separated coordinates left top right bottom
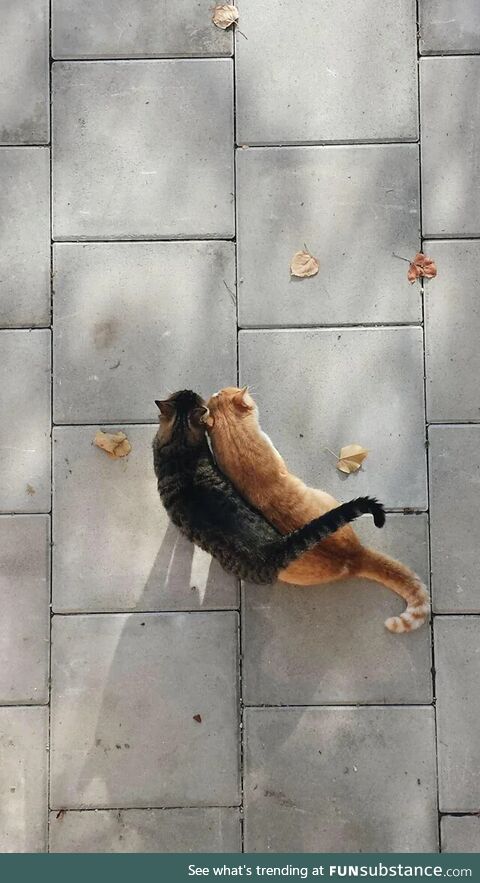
(212, 4, 239, 29)
(336, 444, 368, 474)
(94, 430, 132, 459)
(290, 250, 319, 278)
(407, 252, 437, 284)
(56, 810, 66, 820)
(193, 714, 202, 723)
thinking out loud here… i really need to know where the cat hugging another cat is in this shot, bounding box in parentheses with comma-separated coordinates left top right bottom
(153, 388, 429, 633)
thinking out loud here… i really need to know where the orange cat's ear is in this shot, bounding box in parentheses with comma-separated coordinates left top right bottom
(232, 386, 255, 411)
(156, 399, 175, 418)
(189, 406, 210, 427)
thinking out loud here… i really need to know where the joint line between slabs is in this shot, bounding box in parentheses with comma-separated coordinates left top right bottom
(231, 26, 246, 855)
(49, 805, 242, 813)
(415, 1, 442, 852)
(47, 0, 54, 854)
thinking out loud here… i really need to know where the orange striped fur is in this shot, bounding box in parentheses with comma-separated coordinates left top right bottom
(207, 387, 429, 633)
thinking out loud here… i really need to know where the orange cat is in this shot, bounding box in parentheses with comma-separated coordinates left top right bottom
(207, 387, 429, 633)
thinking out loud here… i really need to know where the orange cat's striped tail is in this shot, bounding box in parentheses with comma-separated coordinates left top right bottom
(357, 548, 430, 633)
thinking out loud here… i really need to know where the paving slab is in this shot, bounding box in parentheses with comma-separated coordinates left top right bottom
(420, 0, 480, 54)
(0, 707, 48, 852)
(53, 242, 236, 423)
(0, 330, 51, 513)
(441, 816, 480, 853)
(243, 515, 431, 705)
(50, 613, 239, 808)
(244, 707, 438, 853)
(239, 328, 427, 509)
(53, 426, 238, 612)
(429, 426, 480, 612)
(52, 60, 234, 239)
(236, 146, 420, 327)
(435, 617, 480, 811)
(49, 807, 241, 853)
(425, 242, 480, 423)
(52, 0, 232, 59)
(0, 516, 49, 703)
(0, 148, 50, 327)
(0, 0, 49, 144)
(235, 0, 418, 145)
(421, 58, 480, 237)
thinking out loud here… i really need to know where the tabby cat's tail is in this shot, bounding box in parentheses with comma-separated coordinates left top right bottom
(357, 548, 430, 633)
(276, 497, 385, 571)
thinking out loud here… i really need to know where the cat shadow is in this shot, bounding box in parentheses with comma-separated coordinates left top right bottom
(142, 521, 194, 602)
(140, 521, 213, 609)
(128, 519, 238, 612)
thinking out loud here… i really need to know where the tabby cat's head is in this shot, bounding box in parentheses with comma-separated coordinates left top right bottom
(207, 386, 258, 429)
(155, 389, 211, 447)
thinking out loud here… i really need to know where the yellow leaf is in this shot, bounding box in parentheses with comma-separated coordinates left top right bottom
(290, 250, 319, 278)
(336, 444, 368, 474)
(94, 430, 132, 459)
(212, 4, 239, 29)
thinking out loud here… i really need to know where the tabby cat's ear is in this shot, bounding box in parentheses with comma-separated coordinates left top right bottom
(232, 386, 255, 411)
(155, 399, 176, 418)
(189, 406, 210, 427)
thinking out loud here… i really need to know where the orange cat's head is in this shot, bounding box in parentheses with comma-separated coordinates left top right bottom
(207, 386, 259, 430)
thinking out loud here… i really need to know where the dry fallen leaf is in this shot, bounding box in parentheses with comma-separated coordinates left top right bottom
(336, 444, 368, 474)
(193, 714, 202, 723)
(94, 430, 132, 459)
(290, 250, 319, 278)
(56, 810, 66, 820)
(212, 4, 239, 29)
(407, 252, 437, 284)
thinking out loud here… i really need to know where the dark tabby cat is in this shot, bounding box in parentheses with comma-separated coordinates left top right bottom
(152, 390, 385, 585)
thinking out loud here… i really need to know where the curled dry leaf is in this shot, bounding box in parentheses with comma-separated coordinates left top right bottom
(94, 430, 132, 459)
(336, 444, 368, 474)
(212, 4, 239, 29)
(290, 250, 319, 278)
(193, 714, 202, 723)
(407, 252, 437, 284)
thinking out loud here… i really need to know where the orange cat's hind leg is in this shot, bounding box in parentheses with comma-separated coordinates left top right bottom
(278, 554, 351, 586)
